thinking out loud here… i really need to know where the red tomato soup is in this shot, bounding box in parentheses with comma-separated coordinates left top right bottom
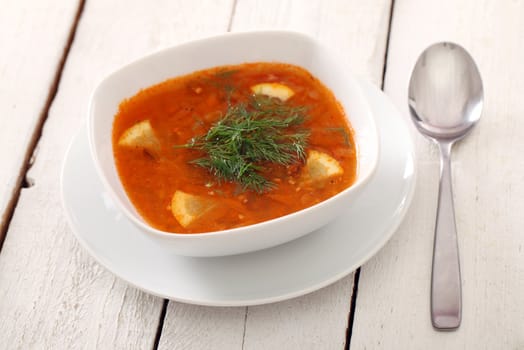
(112, 62, 356, 233)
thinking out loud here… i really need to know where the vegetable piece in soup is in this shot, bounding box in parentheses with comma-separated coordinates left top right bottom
(112, 62, 356, 233)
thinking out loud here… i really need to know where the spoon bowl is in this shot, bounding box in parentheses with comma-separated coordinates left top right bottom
(408, 42, 483, 330)
(409, 42, 483, 141)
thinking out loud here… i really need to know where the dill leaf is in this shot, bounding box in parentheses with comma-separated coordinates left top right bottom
(176, 95, 310, 192)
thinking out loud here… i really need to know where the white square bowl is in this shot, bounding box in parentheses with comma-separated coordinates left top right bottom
(88, 30, 379, 257)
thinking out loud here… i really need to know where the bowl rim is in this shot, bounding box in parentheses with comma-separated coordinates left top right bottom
(87, 29, 380, 241)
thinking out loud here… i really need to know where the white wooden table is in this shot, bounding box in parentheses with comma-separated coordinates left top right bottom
(1, 1, 523, 348)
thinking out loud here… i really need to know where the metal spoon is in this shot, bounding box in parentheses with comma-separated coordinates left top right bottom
(408, 42, 483, 330)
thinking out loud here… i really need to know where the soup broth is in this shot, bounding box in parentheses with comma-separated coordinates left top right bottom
(112, 62, 356, 233)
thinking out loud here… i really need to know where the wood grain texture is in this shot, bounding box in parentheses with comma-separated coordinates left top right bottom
(0, 0, 80, 236)
(158, 305, 246, 350)
(0, 0, 232, 348)
(232, 0, 392, 87)
(243, 279, 354, 350)
(350, 0, 524, 348)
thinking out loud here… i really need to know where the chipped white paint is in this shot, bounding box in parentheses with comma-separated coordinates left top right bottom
(0, 0, 80, 233)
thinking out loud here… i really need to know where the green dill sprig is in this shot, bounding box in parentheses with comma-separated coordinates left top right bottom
(177, 95, 310, 192)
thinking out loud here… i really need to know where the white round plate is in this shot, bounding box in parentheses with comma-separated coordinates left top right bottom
(61, 81, 416, 306)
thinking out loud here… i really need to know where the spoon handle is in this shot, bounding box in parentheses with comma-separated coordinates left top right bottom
(431, 141, 462, 330)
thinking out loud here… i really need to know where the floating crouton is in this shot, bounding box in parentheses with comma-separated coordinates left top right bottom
(171, 191, 216, 228)
(118, 120, 160, 156)
(305, 150, 344, 181)
(250, 83, 295, 101)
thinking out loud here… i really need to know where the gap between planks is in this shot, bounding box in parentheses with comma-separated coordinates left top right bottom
(0, 0, 87, 252)
(153, 299, 169, 350)
(345, 0, 396, 348)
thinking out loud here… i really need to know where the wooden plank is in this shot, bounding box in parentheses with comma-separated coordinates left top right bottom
(350, 0, 524, 348)
(231, 0, 392, 87)
(158, 1, 392, 348)
(222, 1, 391, 349)
(0, 0, 80, 236)
(150, 1, 256, 348)
(158, 306, 246, 349)
(243, 279, 354, 350)
(0, 0, 233, 348)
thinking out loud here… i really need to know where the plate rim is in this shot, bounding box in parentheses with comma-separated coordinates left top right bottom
(60, 81, 416, 306)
